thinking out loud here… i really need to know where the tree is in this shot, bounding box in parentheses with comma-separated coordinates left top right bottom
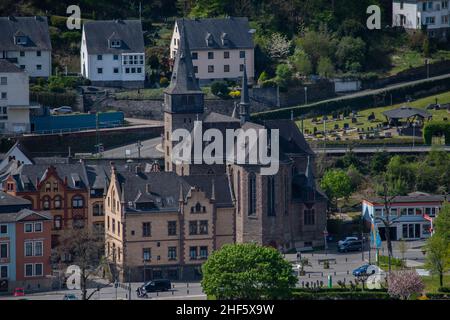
(370, 151, 390, 174)
(266, 33, 292, 60)
(388, 270, 425, 300)
(317, 57, 335, 78)
(201, 243, 296, 299)
(424, 235, 450, 287)
(55, 228, 106, 300)
(296, 29, 336, 73)
(335, 36, 366, 73)
(346, 165, 364, 191)
(210, 81, 230, 97)
(275, 64, 293, 88)
(434, 204, 450, 242)
(290, 49, 313, 76)
(422, 37, 431, 58)
(397, 239, 408, 263)
(257, 71, 269, 85)
(320, 169, 353, 210)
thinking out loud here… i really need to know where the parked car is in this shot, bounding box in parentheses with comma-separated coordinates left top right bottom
(138, 279, 172, 293)
(338, 240, 363, 252)
(51, 106, 73, 114)
(63, 293, 78, 300)
(13, 287, 25, 297)
(337, 237, 358, 246)
(352, 264, 375, 277)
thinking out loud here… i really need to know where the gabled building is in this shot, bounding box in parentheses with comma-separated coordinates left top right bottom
(0, 16, 52, 77)
(393, 0, 450, 39)
(170, 17, 255, 85)
(81, 20, 145, 88)
(0, 60, 39, 135)
(0, 192, 52, 293)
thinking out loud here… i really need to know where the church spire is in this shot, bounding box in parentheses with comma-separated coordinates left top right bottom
(305, 156, 315, 189)
(239, 62, 250, 125)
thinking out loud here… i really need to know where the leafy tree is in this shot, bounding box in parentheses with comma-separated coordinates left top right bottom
(422, 37, 431, 58)
(388, 270, 425, 300)
(337, 19, 366, 38)
(266, 33, 292, 60)
(257, 71, 269, 85)
(346, 165, 364, 191)
(425, 235, 450, 287)
(317, 57, 335, 78)
(201, 243, 296, 299)
(320, 169, 353, 209)
(296, 29, 336, 73)
(290, 49, 313, 76)
(211, 81, 230, 97)
(274, 64, 293, 88)
(415, 164, 440, 193)
(370, 151, 390, 175)
(434, 204, 450, 242)
(386, 156, 417, 193)
(335, 36, 366, 72)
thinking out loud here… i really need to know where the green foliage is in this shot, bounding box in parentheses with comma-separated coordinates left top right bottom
(210, 81, 230, 97)
(423, 37, 431, 58)
(159, 77, 169, 87)
(423, 121, 450, 145)
(275, 64, 293, 88)
(346, 165, 364, 191)
(335, 36, 366, 73)
(296, 29, 337, 73)
(378, 255, 405, 268)
(290, 50, 313, 76)
(434, 204, 450, 242)
(385, 155, 418, 194)
(201, 243, 296, 299)
(320, 169, 353, 205)
(257, 71, 269, 85)
(30, 91, 77, 108)
(291, 290, 391, 300)
(425, 235, 450, 287)
(317, 57, 335, 78)
(370, 151, 391, 175)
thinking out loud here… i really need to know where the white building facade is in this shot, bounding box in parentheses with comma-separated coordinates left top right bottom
(81, 20, 145, 88)
(393, 0, 450, 38)
(170, 18, 255, 85)
(0, 16, 52, 78)
(0, 60, 37, 134)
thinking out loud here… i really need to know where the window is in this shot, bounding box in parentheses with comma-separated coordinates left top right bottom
(110, 40, 121, 48)
(267, 177, 275, 216)
(199, 220, 208, 235)
(112, 219, 116, 233)
(36, 65, 42, 70)
(208, 52, 214, 59)
(192, 52, 198, 60)
(0, 225, 7, 234)
(224, 51, 230, 59)
(168, 221, 177, 236)
(189, 247, 197, 260)
(194, 66, 198, 73)
(24, 223, 33, 233)
(142, 222, 151, 237)
(97, 55, 103, 60)
(240, 64, 244, 72)
(137, 67, 142, 73)
(113, 68, 119, 74)
(304, 209, 315, 225)
(34, 222, 42, 233)
(131, 68, 136, 73)
(426, 16, 436, 24)
(143, 248, 151, 261)
(400, 1, 404, 9)
(248, 173, 256, 216)
(53, 182, 58, 192)
(113, 55, 119, 60)
(72, 196, 84, 208)
(0, 77, 6, 85)
(125, 68, 130, 74)
(97, 68, 103, 74)
(168, 246, 177, 260)
(93, 203, 104, 216)
(54, 196, 62, 209)
(224, 65, 230, 72)
(34, 241, 43, 256)
(0, 243, 8, 258)
(20, 51, 25, 57)
(1, 92, 7, 100)
(20, 65, 25, 70)
(189, 221, 198, 235)
(443, 1, 449, 9)
(0, 266, 7, 278)
(208, 65, 214, 73)
(240, 51, 246, 58)
(25, 264, 33, 277)
(25, 242, 33, 256)
(54, 216, 62, 229)
(199, 246, 208, 259)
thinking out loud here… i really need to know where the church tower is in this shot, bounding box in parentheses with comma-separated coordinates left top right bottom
(163, 19, 204, 173)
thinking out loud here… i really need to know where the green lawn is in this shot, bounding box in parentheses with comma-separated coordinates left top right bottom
(297, 90, 450, 137)
(390, 49, 450, 75)
(422, 275, 450, 293)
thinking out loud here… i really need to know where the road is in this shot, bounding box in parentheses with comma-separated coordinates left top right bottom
(98, 137, 163, 159)
(313, 145, 450, 155)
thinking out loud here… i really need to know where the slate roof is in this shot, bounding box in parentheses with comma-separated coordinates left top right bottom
(366, 194, 446, 204)
(0, 59, 23, 73)
(383, 107, 432, 119)
(264, 120, 314, 155)
(165, 19, 203, 95)
(0, 191, 31, 207)
(83, 20, 144, 54)
(115, 170, 234, 213)
(0, 208, 51, 223)
(0, 16, 52, 51)
(85, 164, 110, 190)
(204, 112, 240, 123)
(178, 17, 254, 50)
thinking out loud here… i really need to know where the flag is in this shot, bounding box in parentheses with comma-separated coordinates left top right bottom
(370, 222, 382, 249)
(423, 213, 433, 222)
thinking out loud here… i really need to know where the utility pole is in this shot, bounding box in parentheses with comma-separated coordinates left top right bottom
(136, 140, 143, 160)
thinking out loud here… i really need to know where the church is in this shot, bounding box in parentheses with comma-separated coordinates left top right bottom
(104, 20, 327, 281)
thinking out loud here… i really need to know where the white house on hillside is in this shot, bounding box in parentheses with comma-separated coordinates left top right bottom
(170, 17, 255, 85)
(0, 60, 38, 135)
(81, 20, 145, 88)
(0, 16, 52, 77)
(393, 0, 450, 39)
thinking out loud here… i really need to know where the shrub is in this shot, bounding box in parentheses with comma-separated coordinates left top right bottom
(229, 90, 241, 99)
(388, 270, 425, 300)
(210, 81, 230, 97)
(291, 290, 391, 300)
(159, 77, 169, 87)
(438, 287, 450, 293)
(425, 293, 450, 300)
(423, 121, 450, 145)
(258, 71, 269, 85)
(261, 79, 277, 88)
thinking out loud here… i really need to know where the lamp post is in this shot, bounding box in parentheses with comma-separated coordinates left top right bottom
(304, 86, 308, 105)
(412, 122, 416, 148)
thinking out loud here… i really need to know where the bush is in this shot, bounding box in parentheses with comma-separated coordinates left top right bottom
(291, 290, 391, 300)
(229, 90, 241, 99)
(210, 81, 230, 97)
(378, 255, 405, 267)
(438, 287, 450, 293)
(261, 79, 277, 88)
(423, 121, 450, 145)
(425, 293, 450, 300)
(159, 77, 169, 87)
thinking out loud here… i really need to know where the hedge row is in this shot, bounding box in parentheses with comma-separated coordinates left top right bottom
(425, 293, 450, 300)
(253, 76, 450, 120)
(293, 288, 387, 293)
(292, 291, 392, 300)
(423, 121, 450, 144)
(31, 91, 77, 108)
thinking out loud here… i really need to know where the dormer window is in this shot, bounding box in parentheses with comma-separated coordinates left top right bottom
(206, 33, 214, 47)
(221, 33, 229, 46)
(110, 40, 121, 48)
(15, 36, 28, 45)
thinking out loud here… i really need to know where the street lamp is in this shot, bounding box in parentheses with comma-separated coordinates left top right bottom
(304, 87, 308, 105)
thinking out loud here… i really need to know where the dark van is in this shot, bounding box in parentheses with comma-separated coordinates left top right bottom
(338, 240, 363, 252)
(140, 279, 172, 293)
